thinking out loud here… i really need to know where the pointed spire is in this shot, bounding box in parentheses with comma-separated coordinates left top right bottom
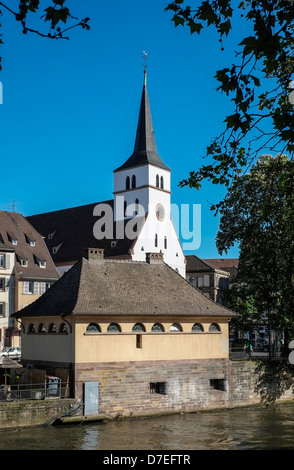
(115, 71, 170, 172)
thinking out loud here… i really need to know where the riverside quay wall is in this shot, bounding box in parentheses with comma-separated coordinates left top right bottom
(1, 359, 294, 430)
(74, 359, 294, 417)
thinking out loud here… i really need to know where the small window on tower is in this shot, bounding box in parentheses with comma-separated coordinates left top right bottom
(126, 176, 130, 190)
(132, 175, 136, 188)
(156, 174, 159, 188)
(155, 233, 158, 247)
(160, 176, 164, 189)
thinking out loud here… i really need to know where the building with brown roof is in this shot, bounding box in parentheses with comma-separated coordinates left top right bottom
(0, 211, 60, 347)
(186, 255, 239, 305)
(13, 249, 237, 417)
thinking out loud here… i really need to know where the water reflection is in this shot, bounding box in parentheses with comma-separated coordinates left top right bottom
(1, 404, 294, 450)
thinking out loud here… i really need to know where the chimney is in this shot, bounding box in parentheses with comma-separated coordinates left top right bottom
(146, 252, 163, 265)
(85, 248, 104, 262)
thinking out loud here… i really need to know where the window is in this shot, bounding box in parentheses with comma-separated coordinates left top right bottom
(209, 323, 221, 332)
(86, 323, 101, 333)
(38, 323, 46, 333)
(150, 382, 166, 395)
(7, 234, 17, 245)
(0, 278, 5, 291)
(28, 323, 35, 333)
(107, 323, 121, 332)
(0, 254, 9, 269)
(160, 176, 164, 189)
(156, 174, 159, 188)
(25, 235, 35, 246)
(170, 323, 182, 332)
(197, 276, 204, 288)
(23, 281, 39, 294)
(192, 323, 204, 332)
(151, 323, 164, 332)
(136, 334, 142, 349)
(126, 176, 130, 190)
(210, 379, 226, 391)
(132, 323, 145, 332)
(35, 256, 46, 268)
(0, 303, 5, 317)
(135, 198, 139, 216)
(204, 275, 210, 287)
(124, 200, 127, 217)
(20, 258, 28, 267)
(59, 323, 68, 334)
(131, 175, 136, 189)
(155, 233, 158, 248)
(49, 323, 57, 333)
(164, 236, 167, 249)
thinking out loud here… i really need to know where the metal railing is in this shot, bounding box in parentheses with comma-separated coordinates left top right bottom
(0, 382, 70, 401)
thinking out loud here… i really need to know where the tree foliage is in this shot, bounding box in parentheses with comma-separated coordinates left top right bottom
(216, 154, 294, 341)
(165, 1, 294, 192)
(0, 0, 90, 70)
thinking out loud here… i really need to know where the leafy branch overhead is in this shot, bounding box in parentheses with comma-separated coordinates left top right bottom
(0, 0, 90, 70)
(165, 0, 294, 190)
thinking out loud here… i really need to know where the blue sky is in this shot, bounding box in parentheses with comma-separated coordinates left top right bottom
(0, 0, 243, 259)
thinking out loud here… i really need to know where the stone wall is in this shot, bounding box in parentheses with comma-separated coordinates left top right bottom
(74, 359, 294, 418)
(0, 399, 77, 430)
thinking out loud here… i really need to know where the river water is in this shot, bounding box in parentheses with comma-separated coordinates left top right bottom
(1, 404, 294, 451)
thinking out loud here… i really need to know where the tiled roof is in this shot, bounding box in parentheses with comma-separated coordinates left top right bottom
(14, 254, 236, 319)
(27, 201, 146, 265)
(0, 211, 59, 280)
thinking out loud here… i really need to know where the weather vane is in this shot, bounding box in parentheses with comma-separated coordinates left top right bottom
(143, 51, 148, 72)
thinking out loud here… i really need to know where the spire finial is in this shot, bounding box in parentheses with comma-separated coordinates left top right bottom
(143, 50, 148, 85)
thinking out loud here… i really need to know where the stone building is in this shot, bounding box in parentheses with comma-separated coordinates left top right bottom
(13, 248, 237, 416)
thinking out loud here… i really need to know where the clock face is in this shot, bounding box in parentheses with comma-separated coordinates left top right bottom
(156, 204, 165, 221)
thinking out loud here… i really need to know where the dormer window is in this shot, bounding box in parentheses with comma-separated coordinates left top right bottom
(7, 234, 17, 245)
(34, 256, 46, 268)
(21, 258, 28, 267)
(25, 235, 35, 246)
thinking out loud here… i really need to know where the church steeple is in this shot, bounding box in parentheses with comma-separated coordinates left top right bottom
(115, 71, 170, 172)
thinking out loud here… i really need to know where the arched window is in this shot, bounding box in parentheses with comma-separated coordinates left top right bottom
(49, 323, 57, 333)
(86, 323, 101, 333)
(124, 200, 127, 217)
(151, 323, 164, 332)
(209, 323, 221, 332)
(59, 323, 68, 334)
(164, 236, 167, 249)
(107, 323, 121, 332)
(132, 323, 145, 332)
(38, 323, 46, 334)
(28, 323, 35, 333)
(192, 323, 204, 332)
(126, 176, 130, 190)
(160, 176, 164, 189)
(132, 175, 136, 189)
(170, 322, 182, 332)
(156, 174, 159, 188)
(135, 198, 139, 216)
(155, 233, 158, 247)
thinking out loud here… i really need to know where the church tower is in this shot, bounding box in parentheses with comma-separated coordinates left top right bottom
(113, 71, 186, 277)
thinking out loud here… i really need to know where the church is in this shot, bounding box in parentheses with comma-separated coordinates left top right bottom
(12, 71, 241, 417)
(27, 71, 186, 278)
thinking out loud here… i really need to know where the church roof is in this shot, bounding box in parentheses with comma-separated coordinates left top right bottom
(13, 253, 236, 319)
(114, 72, 170, 172)
(27, 201, 145, 265)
